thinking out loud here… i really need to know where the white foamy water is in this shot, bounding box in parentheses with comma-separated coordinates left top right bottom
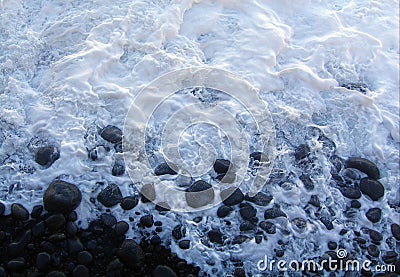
(1, 0, 399, 276)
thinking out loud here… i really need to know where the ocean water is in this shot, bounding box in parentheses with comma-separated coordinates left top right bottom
(0, 0, 399, 276)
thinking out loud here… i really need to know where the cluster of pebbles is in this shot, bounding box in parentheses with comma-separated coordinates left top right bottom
(1, 124, 399, 276)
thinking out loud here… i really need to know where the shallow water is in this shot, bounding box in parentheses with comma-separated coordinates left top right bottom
(0, 0, 399, 276)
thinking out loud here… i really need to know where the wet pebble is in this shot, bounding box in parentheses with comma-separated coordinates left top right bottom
(172, 225, 185, 240)
(153, 265, 177, 277)
(35, 146, 60, 167)
(45, 214, 66, 231)
(264, 207, 287, 220)
(11, 203, 29, 221)
(382, 251, 398, 264)
(97, 183, 122, 207)
(185, 180, 214, 208)
(36, 252, 51, 270)
(245, 192, 273, 206)
(116, 240, 144, 268)
(369, 229, 383, 242)
(300, 174, 314, 191)
(366, 208, 381, 223)
(73, 265, 90, 277)
(360, 178, 384, 201)
(100, 125, 122, 143)
(77, 251, 93, 265)
(294, 144, 310, 161)
(114, 221, 129, 236)
(213, 159, 231, 174)
(0, 202, 4, 216)
(259, 221, 276, 234)
(43, 180, 82, 213)
(391, 223, 400, 240)
(340, 187, 362, 199)
(345, 157, 380, 180)
(367, 244, 380, 257)
(154, 162, 177, 175)
(140, 184, 156, 203)
(239, 204, 257, 220)
(100, 213, 117, 226)
(139, 215, 154, 228)
(208, 229, 223, 244)
(112, 160, 125, 176)
(178, 240, 190, 250)
(217, 205, 233, 218)
(350, 200, 361, 209)
(239, 221, 257, 232)
(220, 187, 244, 206)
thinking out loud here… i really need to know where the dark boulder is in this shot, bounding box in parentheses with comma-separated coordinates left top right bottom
(43, 180, 82, 213)
(346, 157, 380, 180)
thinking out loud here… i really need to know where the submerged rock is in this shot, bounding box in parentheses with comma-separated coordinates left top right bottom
(100, 125, 122, 143)
(213, 159, 231, 174)
(294, 144, 310, 161)
(35, 146, 60, 167)
(345, 157, 380, 180)
(245, 192, 273, 206)
(43, 180, 82, 213)
(154, 162, 177, 176)
(185, 181, 214, 208)
(264, 207, 287, 220)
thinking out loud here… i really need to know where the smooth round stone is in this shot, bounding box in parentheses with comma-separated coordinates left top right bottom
(114, 221, 129, 236)
(234, 268, 246, 277)
(346, 157, 380, 180)
(340, 187, 361, 199)
(140, 184, 156, 203)
(172, 225, 185, 240)
(233, 235, 249, 245)
(245, 192, 273, 206)
(155, 202, 171, 212)
(73, 265, 89, 277)
(217, 205, 233, 218)
(382, 251, 398, 264)
(120, 196, 138, 210)
(367, 244, 380, 257)
(77, 251, 93, 265)
(294, 144, 310, 161)
(66, 222, 77, 237)
(7, 257, 25, 272)
(100, 213, 117, 226)
(366, 208, 381, 223)
(213, 159, 231, 174)
(360, 178, 384, 201)
(45, 214, 66, 231)
(11, 203, 29, 221)
(369, 229, 383, 242)
(43, 180, 82, 213)
(97, 184, 122, 208)
(328, 241, 337, 250)
(239, 221, 256, 232)
(35, 146, 60, 166)
(36, 252, 51, 270)
(185, 181, 214, 208)
(391, 223, 400, 240)
(220, 187, 244, 206)
(208, 230, 223, 244)
(154, 162, 177, 175)
(178, 240, 190, 250)
(100, 125, 122, 143)
(31, 205, 43, 218)
(139, 215, 154, 228)
(350, 200, 361, 209)
(150, 235, 161, 245)
(116, 240, 144, 267)
(153, 265, 177, 277)
(239, 204, 257, 220)
(264, 207, 287, 219)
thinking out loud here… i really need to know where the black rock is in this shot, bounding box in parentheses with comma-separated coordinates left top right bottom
(346, 157, 380, 180)
(391, 223, 400, 240)
(239, 221, 257, 232)
(366, 208, 381, 223)
(255, 235, 262, 244)
(185, 180, 214, 208)
(367, 244, 380, 257)
(35, 146, 60, 166)
(250, 152, 267, 162)
(97, 183, 122, 207)
(116, 240, 144, 267)
(382, 251, 398, 264)
(320, 217, 334, 230)
(360, 178, 384, 201)
(114, 142, 123, 153)
(139, 215, 153, 228)
(220, 187, 244, 206)
(67, 211, 78, 222)
(11, 203, 29, 221)
(208, 229, 223, 244)
(0, 202, 4, 216)
(309, 195, 321, 207)
(340, 187, 362, 199)
(7, 257, 25, 272)
(232, 235, 249, 244)
(294, 144, 310, 161)
(154, 162, 177, 175)
(172, 225, 185, 240)
(150, 235, 161, 245)
(100, 125, 122, 143)
(36, 252, 51, 270)
(31, 205, 43, 218)
(239, 204, 257, 220)
(300, 174, 314, 191)
(213, 159, 231, 174)
(350, 200, 361, 209)
(276, 250, 285, 258)
(45, 214, 66, 231)
(140, 184, 156, 203)
(73, 265, 89, 277)
(178, 240, 190, 250)
(153, 265, 177, 277)
(68, 238, 84, 253)
(259, 221, 276, 234)
(217, 205, 233, 218)
(155, 202, 171, 212)
(369, 229, 383, 241)
(43, 180, 82, 213)
(32, 222, 46, 237)
(8, 230, 31, 257)
(88, 148, 98, 161)
(114, 221, 129, 236)
(120, 196, 138, 210)
(66, 222, 77, 237)
(112, 161, 125, 176)
(100, 213, 117, 226)
(234, 268, 246, 277)
(264, 207, 287, 220)
(327, 241, 337, 250)
(46, 271, 66, 277)
(245, 192, 273, 206)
